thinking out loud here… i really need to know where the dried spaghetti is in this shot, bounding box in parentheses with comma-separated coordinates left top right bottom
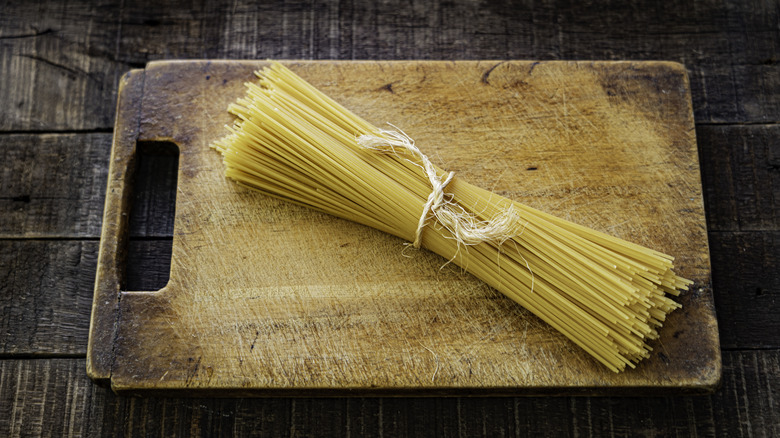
(212, 62, 691, 372)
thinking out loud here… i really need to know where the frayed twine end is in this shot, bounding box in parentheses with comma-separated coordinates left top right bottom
(357, 125, 520, 249)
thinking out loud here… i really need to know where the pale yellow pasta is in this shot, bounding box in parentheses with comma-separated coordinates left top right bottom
(212, 62, 692, 372)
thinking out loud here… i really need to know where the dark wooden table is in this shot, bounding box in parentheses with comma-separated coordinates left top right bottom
(1, 1, 777, 436)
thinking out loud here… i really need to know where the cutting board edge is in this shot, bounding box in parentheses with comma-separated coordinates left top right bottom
(90, 60, 718, 395)
(87, 67, 146, 383)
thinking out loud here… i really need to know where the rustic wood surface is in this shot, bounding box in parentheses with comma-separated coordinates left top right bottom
(88, 60, 718, 394)
(1, 0, 777, 435)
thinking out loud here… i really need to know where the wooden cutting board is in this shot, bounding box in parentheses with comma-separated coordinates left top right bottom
(87, 60, 720, 395)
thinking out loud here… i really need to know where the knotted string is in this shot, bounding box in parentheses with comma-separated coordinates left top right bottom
(357, 125, 519, 249)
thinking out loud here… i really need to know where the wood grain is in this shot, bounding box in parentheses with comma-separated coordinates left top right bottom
(0, 359, 108, 437)
(86, 67, 144, 380)
(710, 231, 780, 349)
(87, 60, 718, 394)
(0, 128, 766, 358)
(698, 125, 780, 232)
(568, 350, 780, 437)
(0, 130, 770, 355)
(2, 352, 778, 437)
(0, 134, 111, 238)
(1, 230, 767, 356)
(124, 239, 174, 292)
(1, 0, 778, 434)
(0, 240, 98, 356)
(0, 1, 125, 131)
(2, 0, 778, 131)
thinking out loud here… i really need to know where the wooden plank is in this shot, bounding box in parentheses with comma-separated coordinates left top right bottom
(0, 359, 108, 438)
(698, 125, 780, 232)
(0, 1, 124, 131)
(568, 350, 780, 437)
(110, 0, 779, 67)
(88, 60, 717, 394)
(1, 129, 774, 356)
(1, 0, 776, 132)
(0, 133, 179, 240)
(0, 134, 185, 240)
(110, 0, 776, 123)
(0, 127, 771, 356)
(1, 352, 778, 437)
(124, 239, 173, 292)
(5, 230, 770, 359)
(0, 234, 173, 330)
(0, 133, 111, 238)
(710, 231, 780, 349)
(126, 142, 179, 238)
(0, 230, 762, 358)
(712, 350, 780, 437)
(6, 125, 771, 241)
(0, 240, 98, 356)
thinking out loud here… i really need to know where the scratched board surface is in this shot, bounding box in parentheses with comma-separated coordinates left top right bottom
(87, 60, 719, 395)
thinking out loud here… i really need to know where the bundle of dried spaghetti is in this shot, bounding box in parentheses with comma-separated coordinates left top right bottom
(212, 62, 691, 372)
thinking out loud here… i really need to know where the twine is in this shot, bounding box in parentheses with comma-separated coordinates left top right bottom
(357, 125, 519, 249)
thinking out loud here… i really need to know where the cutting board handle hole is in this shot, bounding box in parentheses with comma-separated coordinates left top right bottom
(123, 140, 180, 292)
